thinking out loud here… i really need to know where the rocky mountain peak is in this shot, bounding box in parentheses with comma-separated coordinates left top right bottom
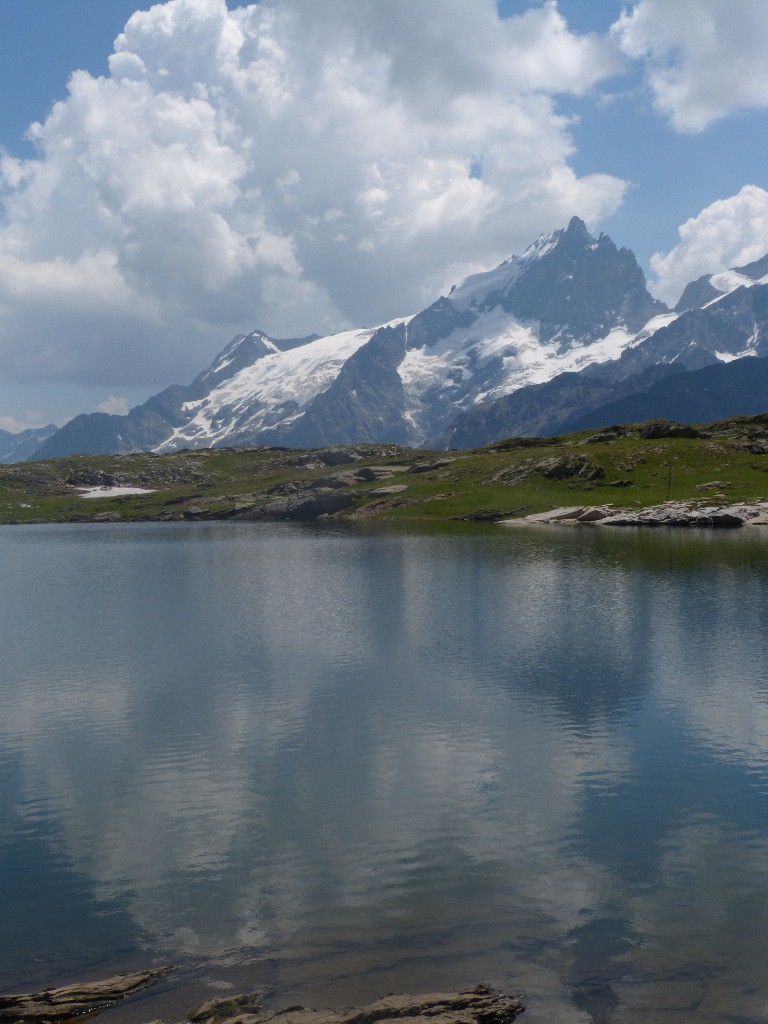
(561, 215, 593, 249)
(194, 330, 279, 390)
(448, 217, 665, 343)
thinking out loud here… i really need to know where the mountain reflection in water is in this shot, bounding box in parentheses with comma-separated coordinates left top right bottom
(1, 522, 767, 1024)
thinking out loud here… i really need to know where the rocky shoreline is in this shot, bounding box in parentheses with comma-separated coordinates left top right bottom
(0, 976, 523, 1024)
(0, 970, 170, 1023)
(505, 500, 768, 528)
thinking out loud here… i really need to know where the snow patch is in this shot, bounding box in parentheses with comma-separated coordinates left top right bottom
(449, 230, 560, 312)
(630, 312, 678, 344)
(714, 349, 759, 363)
(155, 321, 409, 452)
(78, 486, 156, 498)
(710, 269, 756, 294)
(397, 302, 638, 442)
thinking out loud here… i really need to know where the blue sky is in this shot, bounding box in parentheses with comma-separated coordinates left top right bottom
(1, 0, 768, 428)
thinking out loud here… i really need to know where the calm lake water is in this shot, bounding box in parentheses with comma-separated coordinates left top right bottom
(2, 521, 768, 1024)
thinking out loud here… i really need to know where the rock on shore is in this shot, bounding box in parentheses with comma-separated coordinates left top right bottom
(188, 986, 524, 1024)
(0, 969, 169, 1023)
(504, 500, 768, 528)
(0, 978, 523, 1024)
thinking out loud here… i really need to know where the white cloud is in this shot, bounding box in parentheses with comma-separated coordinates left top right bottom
(650, 185, 768, 305)
(0, 0, 626, 393)
(96, 394, 130, 415)
(614, 0, 768, 132)
(0, 413, 47, 433)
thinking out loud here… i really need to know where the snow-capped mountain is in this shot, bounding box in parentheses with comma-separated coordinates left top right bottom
(33, 217, 668, 458)
(28, 216, 768, 459)
(442, 258, 768, 447)
(675, 253, 768, 312)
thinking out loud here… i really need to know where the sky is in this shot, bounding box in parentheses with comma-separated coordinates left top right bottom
(1, 0, 768, 430)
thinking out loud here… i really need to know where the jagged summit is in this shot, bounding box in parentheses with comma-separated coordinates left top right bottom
(447, 215, 665, 346)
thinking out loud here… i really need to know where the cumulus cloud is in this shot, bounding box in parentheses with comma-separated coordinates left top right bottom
(96, 394, 130, 415)
(0, 413, 47, 432)
(0, 0, 626, 392)
(614, 0, 768, 132)
(650, 185, 768, 305)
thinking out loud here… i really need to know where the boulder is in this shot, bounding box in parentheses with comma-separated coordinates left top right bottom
(320, 449, 364, 466)
(309, 472, 358, 489)
(576, 507, 613, 522)
(406, 459, 456, 474)
(535, 455, 605, 481)
(355, 466, 399, 481)
(504, 506, 586, 524)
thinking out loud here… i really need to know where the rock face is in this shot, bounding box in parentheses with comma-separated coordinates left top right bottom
(188, 986, 524, 1024)
(0, 969, 169, 1023)
(611, 282, 768, 382)
(442, 352, 768, 449)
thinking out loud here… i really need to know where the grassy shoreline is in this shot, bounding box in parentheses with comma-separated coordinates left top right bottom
(2, 415, 768, 526)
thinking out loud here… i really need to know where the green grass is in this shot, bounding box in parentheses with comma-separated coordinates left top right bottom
(2, 415, 768, 525)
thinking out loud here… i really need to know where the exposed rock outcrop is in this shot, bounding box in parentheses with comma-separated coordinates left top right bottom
(232, 488, 358, 521)
(0, 969, 169, 1023)
(0, 977, 522, 1024)
(505, 501, 768, 528)
(188, 986, 524, 1024)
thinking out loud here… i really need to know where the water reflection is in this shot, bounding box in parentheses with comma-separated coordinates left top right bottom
(0, 524, 767, 1024)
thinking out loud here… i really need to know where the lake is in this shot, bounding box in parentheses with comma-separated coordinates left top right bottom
(1, 521, 768, 1024)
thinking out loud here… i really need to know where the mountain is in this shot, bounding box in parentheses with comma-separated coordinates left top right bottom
(441, 250, 768, 447)
(439, 363, 684, 448)
(0, 424, 57, 463)
(26, 218, 768, 460)
(441, 356, 768, 448)
(675, 252, 768, 312)
(570, 355, 768, 431)
(32, 217, 675, 458)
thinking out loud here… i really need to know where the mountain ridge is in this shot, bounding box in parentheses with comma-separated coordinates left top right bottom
(24, 218, 768, 460)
